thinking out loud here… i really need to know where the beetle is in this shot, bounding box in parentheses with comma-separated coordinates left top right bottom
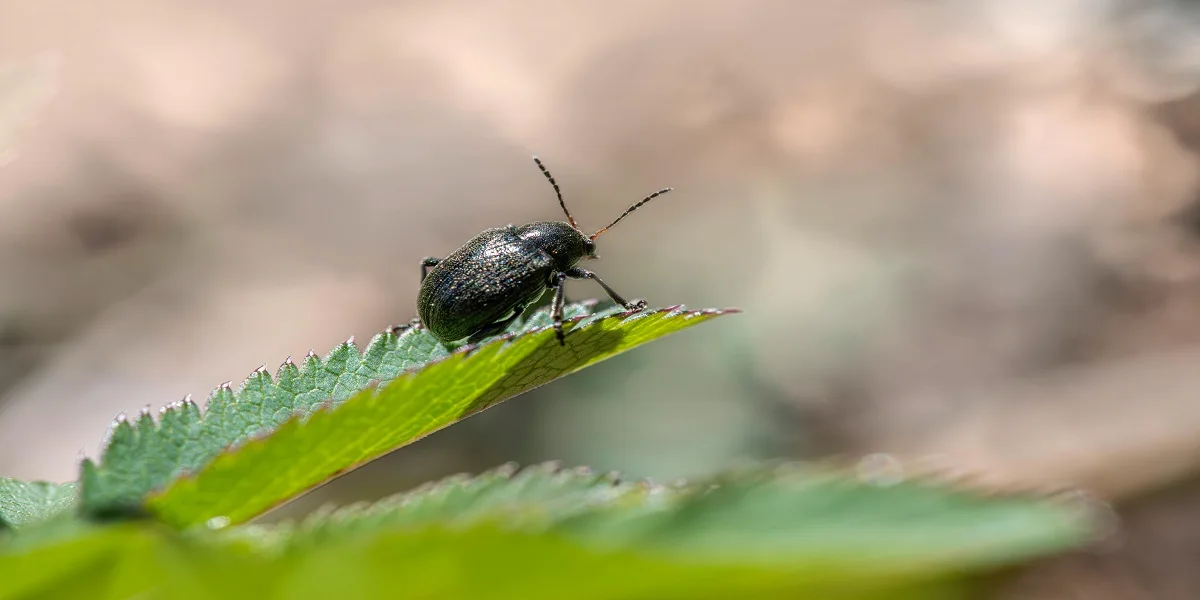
(412, 156, 672, 346)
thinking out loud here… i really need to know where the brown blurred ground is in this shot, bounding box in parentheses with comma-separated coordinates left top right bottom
(1, 0, 1200, 596)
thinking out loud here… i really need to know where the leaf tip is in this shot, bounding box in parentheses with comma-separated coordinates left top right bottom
(80, 456, 98, 478)
(102, 413, 134, 447)
(618, 311, 653, 324)
(632, 477, 657, 490)
(135, 406, 156, 430)
(206, 515, 231, 530)
(495, 461, 520, 478)
(854, 453, 905, 487)
(533, 460, 565, 475)
(1048, 488, 1120, 544)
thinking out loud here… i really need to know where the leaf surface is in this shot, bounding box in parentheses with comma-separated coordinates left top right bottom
(148, 306, 731, 527)
(2, 463, 1099, 600)
(0, 480, 77, 529)
(78, 302, 733, 524)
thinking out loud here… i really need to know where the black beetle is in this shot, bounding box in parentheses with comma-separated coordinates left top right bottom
(411, 156, 672, 346)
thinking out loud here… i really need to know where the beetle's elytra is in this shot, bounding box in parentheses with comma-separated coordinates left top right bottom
(411, 156, 672, 346)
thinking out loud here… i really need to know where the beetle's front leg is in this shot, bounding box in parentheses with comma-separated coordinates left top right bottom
(550, 272, 569, 346)
(420, 257, 441, 282)
(564, 267, 647, 311)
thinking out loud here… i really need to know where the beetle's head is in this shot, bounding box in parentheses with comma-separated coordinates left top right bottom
(517, 221, 593, 268)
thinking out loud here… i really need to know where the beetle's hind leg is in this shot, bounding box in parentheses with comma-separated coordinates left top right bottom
(395, 258, 443, 334)
(420, 257, 441, 282)
(388, 317, 422, 336)
(564, 267, 647, 311)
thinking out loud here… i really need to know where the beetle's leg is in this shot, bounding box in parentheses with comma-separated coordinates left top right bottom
(551, 272, 569, 346)
(389, 318, 421, 336)
(420, 257, 441, 282)
(465, 303, 528, 344)
(564, 267, 647, 311)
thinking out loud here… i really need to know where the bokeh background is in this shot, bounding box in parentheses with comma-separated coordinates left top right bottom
(2, 0, 1200, 596)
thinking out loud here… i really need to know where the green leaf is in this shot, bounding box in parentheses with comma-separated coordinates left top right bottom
(261, 462, 1097, 577)
(78, 302, 733, 524)
(148, 305, 732, 527)
(237, 461, 668, 548)
(557, 465, 1096, 574)
(0, 480, 77, 529)
(1, 464, 1098, 600)
(76, 300, 599, 518)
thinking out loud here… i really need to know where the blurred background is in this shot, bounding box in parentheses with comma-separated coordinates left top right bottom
(1, 0, 1200, 595)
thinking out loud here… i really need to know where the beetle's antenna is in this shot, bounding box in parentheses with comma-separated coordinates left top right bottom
(590, 187, 673, 240)
(532, 156, 578, 230)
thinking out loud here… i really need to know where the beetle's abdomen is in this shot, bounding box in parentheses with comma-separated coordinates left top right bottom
(417, 229, 553, 342)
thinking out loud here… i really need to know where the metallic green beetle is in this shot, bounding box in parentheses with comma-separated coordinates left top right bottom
(414, 156, 672, 346)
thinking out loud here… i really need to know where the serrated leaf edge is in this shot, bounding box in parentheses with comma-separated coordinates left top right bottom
(144, 307, 737, 519)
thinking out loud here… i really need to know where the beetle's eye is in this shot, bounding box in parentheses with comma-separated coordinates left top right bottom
(584, 240, 596, 255)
